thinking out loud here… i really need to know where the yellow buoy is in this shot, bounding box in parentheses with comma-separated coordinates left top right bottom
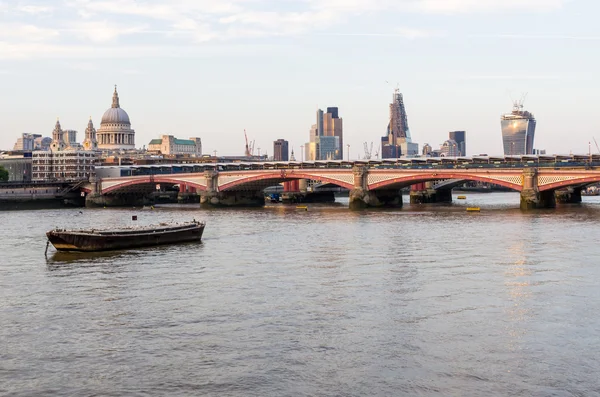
(466, 207, 481, 212)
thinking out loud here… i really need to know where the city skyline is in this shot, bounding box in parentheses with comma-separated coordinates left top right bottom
(1, 0, 600, 157)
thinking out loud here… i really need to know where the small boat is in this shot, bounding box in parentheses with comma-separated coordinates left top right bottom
(466, 207, 481, 212)
(457, 195, 467, 199)
(46, 220, 205, 252)
(296, 205, 308, 211)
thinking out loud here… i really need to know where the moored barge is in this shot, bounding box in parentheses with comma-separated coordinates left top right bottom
(46, 221, 205, 252)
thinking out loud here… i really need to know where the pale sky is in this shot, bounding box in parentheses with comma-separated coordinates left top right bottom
(1, 0, 599, 157)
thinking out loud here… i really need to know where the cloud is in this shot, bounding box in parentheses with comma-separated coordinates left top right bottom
(65, 62, 98, 71)
(319, 28, 444, 39)
(0, 41, 281, 60)
(0, 0, 569, 59)
(459, 75, 563, 80)
(18, 5, 53, 14)
(417, 0, 566, 13)
(476, 34, 600, 41)
(67, 21, 148, 42)
(0, 24, 59, 42)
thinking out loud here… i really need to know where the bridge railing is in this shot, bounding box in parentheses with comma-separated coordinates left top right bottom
(96, 156, 600, 178)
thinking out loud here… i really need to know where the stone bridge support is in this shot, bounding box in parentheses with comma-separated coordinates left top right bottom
(409, 181, 452, 204)
(199, 171, 264, 207)
(555, 187, 582, 204)
(349, 166, 402, 210)
(520, 168, 556, 210)
(86, 176, 153, 207)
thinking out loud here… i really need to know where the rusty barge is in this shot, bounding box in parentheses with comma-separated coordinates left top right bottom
(46, 221, 205, 252)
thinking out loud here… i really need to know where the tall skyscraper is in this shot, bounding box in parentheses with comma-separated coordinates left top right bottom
(305, 107, 343, 160)
(273, 139, 289, 161)
(501, 100, 536, 155)
(323, 107, 343, 159)
(449, 131, 466, 156)
(381, 89, 418, 158)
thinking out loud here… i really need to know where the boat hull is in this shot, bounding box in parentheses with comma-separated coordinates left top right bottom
(46, 223, 204, 252)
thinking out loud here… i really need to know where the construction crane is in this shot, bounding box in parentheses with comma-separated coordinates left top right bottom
(363, 142, 373, 160)
(594, 137, 600, 154)
(244, 129, 251, 157)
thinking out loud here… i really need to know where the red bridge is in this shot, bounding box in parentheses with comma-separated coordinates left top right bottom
(83, 160, 600, 209)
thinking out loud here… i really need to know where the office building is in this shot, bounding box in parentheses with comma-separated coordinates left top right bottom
(63, 129, 78, 147)
(0, 154, 32, 182)
(148, 135, 202, 155)
(32, 151, 96, 181)
(440, 139, 460, 157)
(422, 143, 432, 156)
(13, 133, 41, 151)
(34, 136, 52, 151)
(305, 107, 343, 160)
(501, 100, 536, 155)
(317, 136, 340, 160)
(449, 131, 466, 156)
(381, 89, 418, 158)
(324, 107, 343, 158)
(273, 139, 289, 161)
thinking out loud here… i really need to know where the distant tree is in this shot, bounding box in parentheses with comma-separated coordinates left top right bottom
(0, 166, 9, 182)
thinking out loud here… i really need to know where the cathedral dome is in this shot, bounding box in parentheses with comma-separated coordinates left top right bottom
(101, 107, 130, 125)
(97, 85, 136, 150)
(100, 86, 131, 125)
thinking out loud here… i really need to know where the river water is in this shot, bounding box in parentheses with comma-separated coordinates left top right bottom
(1, 193, 600, 396)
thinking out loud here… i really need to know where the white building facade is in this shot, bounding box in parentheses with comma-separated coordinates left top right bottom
(32, 151, 96, 181)
(148, 135, 202, 155)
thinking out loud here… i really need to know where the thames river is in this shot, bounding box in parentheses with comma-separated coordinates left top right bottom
(1, 193, 600, 396)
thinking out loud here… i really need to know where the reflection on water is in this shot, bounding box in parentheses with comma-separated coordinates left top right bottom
(2, 193, 600, 396)
(46, 241, 204, 267)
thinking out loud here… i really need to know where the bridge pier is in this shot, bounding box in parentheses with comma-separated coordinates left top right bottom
(349, 188, 403, 209)
(409, 182, 452, 204)
(555, 187, 582, 204)
(348, 166, 402, 209)
(85, 193, 149, 208)
(86, 176, 149, 207)
(520, 168, 556, 210)
(200, 190, 265, 207)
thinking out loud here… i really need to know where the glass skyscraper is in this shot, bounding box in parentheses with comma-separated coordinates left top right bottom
(381, 89, 418, 158)
(501, 102, 536, 156)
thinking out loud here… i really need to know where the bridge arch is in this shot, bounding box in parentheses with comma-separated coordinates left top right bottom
(219, 172, 354, 191)
(539, 175, 600, 192)
(102, 176, 207, 195)
(369, 173, 523, 192)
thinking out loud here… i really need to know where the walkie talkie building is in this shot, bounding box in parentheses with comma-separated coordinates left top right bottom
(501, 101, 536, 156)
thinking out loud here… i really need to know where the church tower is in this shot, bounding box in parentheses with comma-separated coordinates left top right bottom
(50, 119, 66, 152)
(83, 117, 98, 151)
